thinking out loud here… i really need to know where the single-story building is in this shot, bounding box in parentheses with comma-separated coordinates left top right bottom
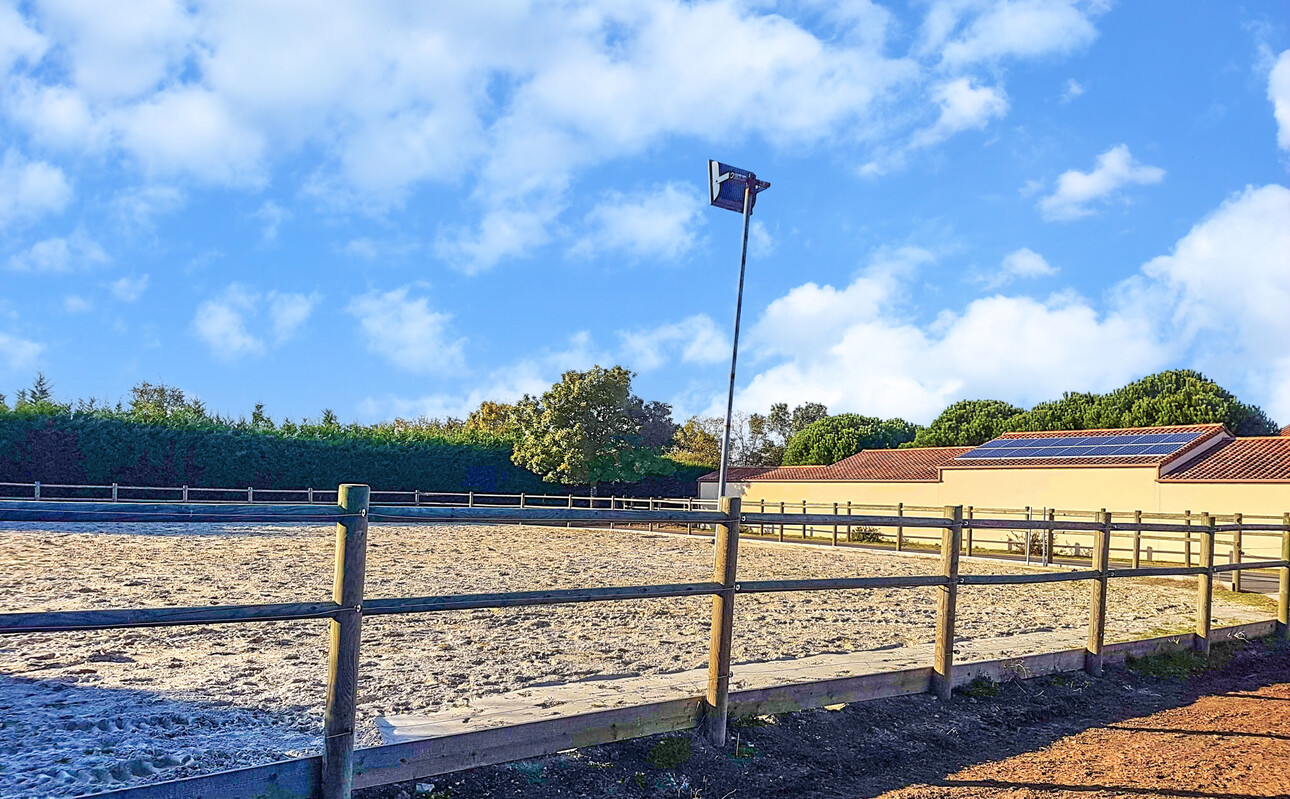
(699, 424, 1290, 560)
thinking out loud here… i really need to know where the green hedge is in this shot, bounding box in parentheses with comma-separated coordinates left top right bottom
(0, 414, 709, 497)
(0, 414, 557, 494)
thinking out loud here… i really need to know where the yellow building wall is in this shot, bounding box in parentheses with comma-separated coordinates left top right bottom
(724, 467, 1290, 562)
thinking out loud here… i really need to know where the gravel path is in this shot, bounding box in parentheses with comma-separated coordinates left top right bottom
(0, 522, 1265, 796)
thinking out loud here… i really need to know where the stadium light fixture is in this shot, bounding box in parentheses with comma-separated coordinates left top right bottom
(707, 160, 770, 499)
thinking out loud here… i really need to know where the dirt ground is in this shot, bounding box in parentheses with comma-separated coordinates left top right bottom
(358, 635, 1290, 799)
(0, 521, 1274, 797)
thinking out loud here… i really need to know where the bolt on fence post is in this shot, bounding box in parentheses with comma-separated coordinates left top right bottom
(1278, 513, 1289, 640)
(1132, 510, 1142, 569)
(1085, 509, 1111, 677)
(964, 506, 973, 556)
(802, 499, 808, 539)
(778, 501, 785, 542)
(896, 502, 905, 551)
(322, 484, 370, 799)
(832, 502, 839, 547)
(1231, 512, 1243, 593)
(1195, 513, 1215, 658)
(932, 505, 962, 701)
(704, 496, 741, 747)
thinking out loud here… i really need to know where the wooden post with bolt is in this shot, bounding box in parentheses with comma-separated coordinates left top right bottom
(1132, 510, 1142, 569)
(1184, 510, 1193, 567)
(832, 502, 839, 547)
(964, 506, 973, 556)
(779, 501, 785, 542)
(896, 502, 905, 551)
(932, 505, 962, 701)
(1085, 509, 1111, 676)
(322, 484, 370, 799)
(1278, 513, 1289, 640)
(1195, 513, 1215, 657)
(1045, 508, 1055, 566)
(802, 499, 808, 539)
(1231, 512, 1243, 592)
(704, 496, 741, 747)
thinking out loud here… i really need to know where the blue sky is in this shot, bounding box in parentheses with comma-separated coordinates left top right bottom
(2, 1, 1288, 427)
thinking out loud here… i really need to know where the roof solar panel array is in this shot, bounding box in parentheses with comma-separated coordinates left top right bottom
(959, 431, 1203, 460)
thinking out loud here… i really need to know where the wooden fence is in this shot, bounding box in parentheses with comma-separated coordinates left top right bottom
(1, 487, 1289, 799)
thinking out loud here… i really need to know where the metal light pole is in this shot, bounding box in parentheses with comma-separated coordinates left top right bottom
(707, 160, 770, 498)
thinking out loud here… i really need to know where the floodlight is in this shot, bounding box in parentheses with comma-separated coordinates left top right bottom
(706, 159, 770, 499)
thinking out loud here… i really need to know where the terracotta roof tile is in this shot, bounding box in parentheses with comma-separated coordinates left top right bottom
(1160, 437, 1290, 482)
(1281, 424, 1290, 437)
(698, 447, 970, 483)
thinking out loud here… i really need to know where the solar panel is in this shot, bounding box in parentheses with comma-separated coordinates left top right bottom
(959, 431, 1203, 460)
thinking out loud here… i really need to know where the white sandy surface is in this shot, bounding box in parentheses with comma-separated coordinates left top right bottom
(0, 522, 1263, 797)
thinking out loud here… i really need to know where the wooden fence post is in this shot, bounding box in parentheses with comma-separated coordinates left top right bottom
(705, 496, 741, 747)
(832, 502, 839, 547)
(846, 500, 852, 543)
(1085, 509, 1111, 676)
(322, 484, 370, 799)
(567, 494, 573, 529)
(649, 498, 656, 532)
(33, 481, 40, 500)
(1230, 512, 1243, 592)
(1195, 514, 1215, 657)
(802, 499, 808, 539)
(1279, 513, 1289, 640)
(964, 506, 973, 556)
(779, 501, 785, 542)
(932, 505, 962, 701)
(112, 483, 118, 502)
(182, 485, 190, 503)
(467, 491, 474, 508)
(1044, 508, 1055, 566)
(1184, 510, 1193, 567)
(1132, 510, 1142, 569)
(247, 486, 254, 503)
(686, 497, 694, 535)
(896, 502, 905, 551)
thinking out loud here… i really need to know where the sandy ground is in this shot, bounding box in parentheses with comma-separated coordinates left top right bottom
(0, 522, 1268, 797)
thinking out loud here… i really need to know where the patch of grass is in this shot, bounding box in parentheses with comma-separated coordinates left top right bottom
(1126, 649, 1209, 680)
(632, 772, 647, 788)
(958, 677, 999, 698)
(646, 737, 691, 769)
(1048, 674, 1070, 687)
(847, 526, 885, 543)
(731, 714, 775, 728)
(1211, 586, 1279, 613)
(733, 735, 758, 760)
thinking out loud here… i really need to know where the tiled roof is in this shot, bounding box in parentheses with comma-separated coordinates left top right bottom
(1281, 425, 1290, 437)
(697, 447, 970, 483)
(1160, 437, 1290, 482)
(942, 424, 1228, 470)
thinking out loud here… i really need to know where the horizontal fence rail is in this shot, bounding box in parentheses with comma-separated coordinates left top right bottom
(0, 490, 1288, 799)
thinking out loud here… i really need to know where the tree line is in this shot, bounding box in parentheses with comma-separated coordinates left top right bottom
(2, 368, 1278, 487)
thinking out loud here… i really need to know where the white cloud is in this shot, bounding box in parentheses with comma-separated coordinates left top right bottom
(618, 315, 728, 372)
(108, 274, 149, 302)
(725, 183, 1290, 425)
(347, 287, 465, 375)
(254, 200, 290, 241)
(7, 230, 108, 273)
(1060, 78, 1084, 103)
(985, 247, 1058, 287)
(1039, 144, 1165, 221)
(0, 149, 73, 229)
(191, 284, 318, 361)
(569, 183, 704, 261)
(1270, 50, 1290, 152)
(435, 206, 560, 275)
(115, 87, 265, 185)
(62, 295, 91, 313)
(911, 77, 1009, 148)
(749, 220, 775, 258)
(934, 0, 1099, 66)
(0, 2, 46, 73)
(0, 330, 43, 371)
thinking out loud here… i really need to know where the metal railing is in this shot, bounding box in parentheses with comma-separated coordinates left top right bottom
(1, 489, 1288, 799)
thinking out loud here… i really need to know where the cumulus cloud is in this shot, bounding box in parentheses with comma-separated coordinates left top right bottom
(723, 183, 1290, 424)
(7, 230, 108, 273)
(1060, 78, 1084, 103)
(347, 287, 465, 375)
(0, 149, 73, 229)
(569, 183, 704, 261)
(108, 274, 149, 302)
(0, 1, 1107, 270)
(985, 247, 1058, 287)
(192, 284, 319, 361)
(0, 330, 43, 371)
(1270, 50, 1290, 152)
(618, 315, 728, 372)
(1039, 144, 1165, 221)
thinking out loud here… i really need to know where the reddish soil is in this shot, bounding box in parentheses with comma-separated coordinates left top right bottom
(880, 682, 1290, 799)
(358, 636, 1290, 799)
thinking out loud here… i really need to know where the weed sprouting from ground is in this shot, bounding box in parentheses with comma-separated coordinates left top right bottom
(1126, 639, 1248, 680)
(646, 737, 691, 769)
(959, 677, 1000, 698)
